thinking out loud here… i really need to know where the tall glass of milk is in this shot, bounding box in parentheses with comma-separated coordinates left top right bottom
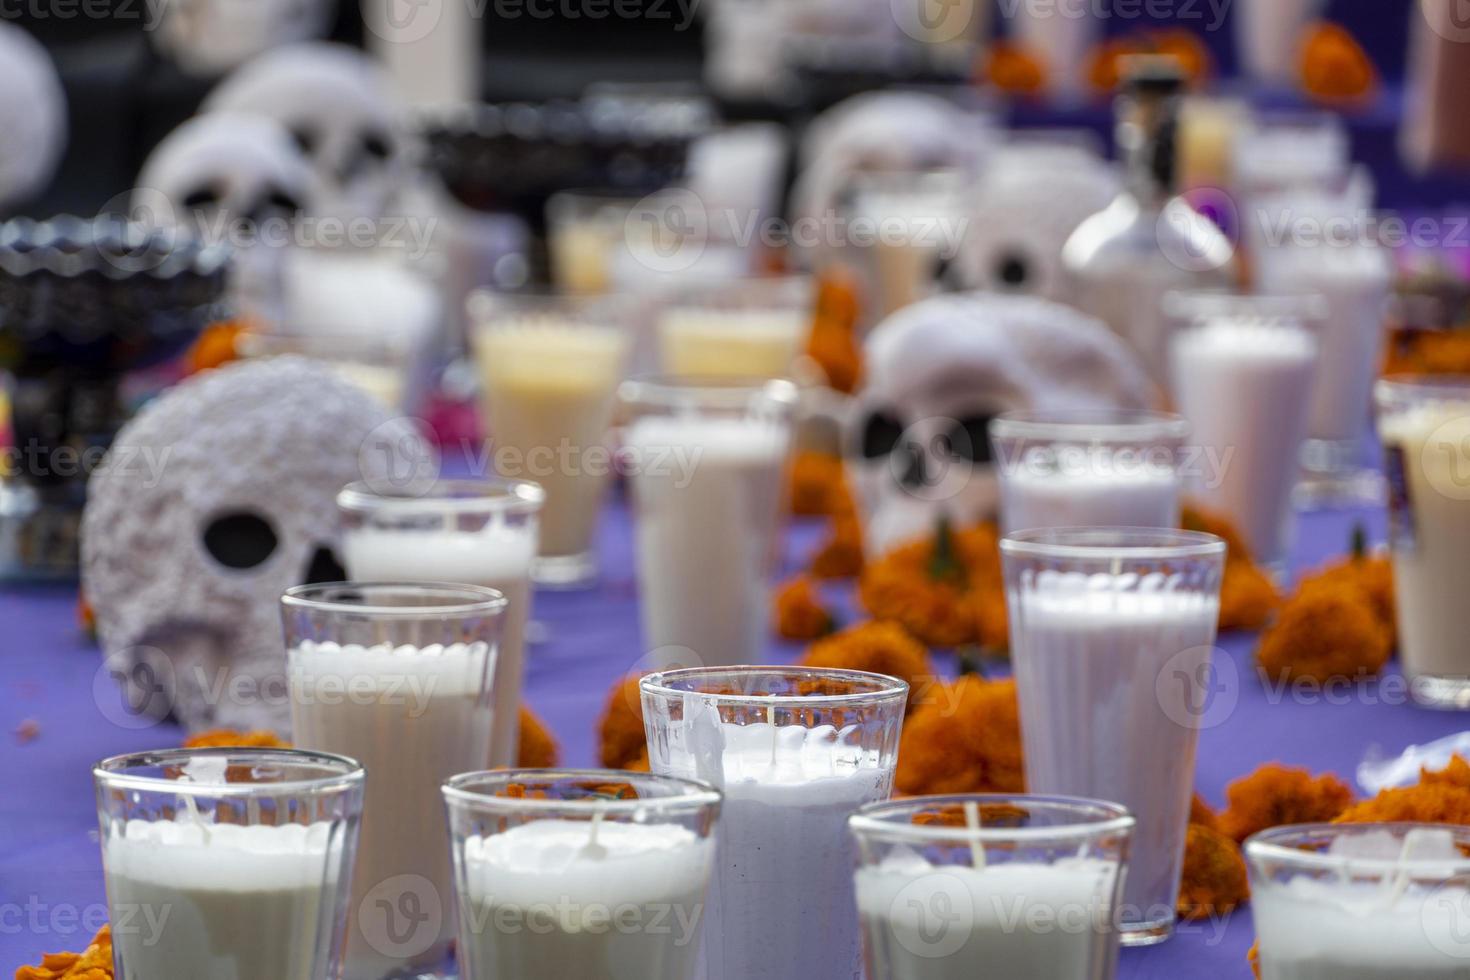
(1166, 292, 1322, 569)
(443, 768, 722, 980)
(94, 746, 365, 980)
(470, 292, 631, 588)
(641, 665, 909, 980)
(989, 410, 1190, 536)
(546, 190, 641, 297)
(281, 581, 506, 979)
(657, 274, 815, 380)
(849, 794, 1136, 980)
(1001, 528, 1225, 946)
(1246, 822, 1470, 978)
(337, 478, 542, 765)
(620, 377, 798, 668)
(1375, 378, 1470, 708)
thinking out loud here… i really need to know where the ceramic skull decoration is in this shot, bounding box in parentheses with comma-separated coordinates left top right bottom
(136, 113, 315, 327)
(0, 23, 67, 211)
(205, 43, 410, 222)
(150, 0, 336, 77)
(950, 141, 1120, 302)
(81, 356, 434, 734)
(847, 292, 1154, 553)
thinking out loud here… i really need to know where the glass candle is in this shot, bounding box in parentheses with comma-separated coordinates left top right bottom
(336, 479, 540, 762)
(469, 292, 630, 587)
(1375, 378, 1470, 708)
(849, 795, 1135, 980)
(281, 582, 506, 979)
(989, 410, 1189, 536)
(1166, 292, 1322, 569)
(443, 769, 722, 980)
(619, 377, 797, 669)
(641, 666, 908, 980)
(545, 190, 641, 297)
(94, 747, 364, 980)
(1246, 822, 1470, 978)
(848, 169, 971, 322)
(657, 274, 814, 380)
(1000, 528, 1225, 946)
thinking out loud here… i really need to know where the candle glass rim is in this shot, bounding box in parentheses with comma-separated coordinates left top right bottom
(1244, 822, 1470, 877)
(1000, 526, 1226, 562)
(337, 478, 546, 517)
(442, 768, 723, 817)
(618, 375, 800, 412)
(466, 287, 645, 321)
(281, 581, 509, 619)
(849, 794, 1136, 845)
(640, 665, 910, 707)
(94, 746, 365, 798)
(1374, 374, 1470, 407)
(655, 272, 816, 307)
(989, 409, 1191, 445)
(1163, 289, 1329, 326)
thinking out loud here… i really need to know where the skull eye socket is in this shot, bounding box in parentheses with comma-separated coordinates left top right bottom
(290, 127, 316, 156)
(859, 409, 905, 460)
(180, 184, 220, 212)
(362, 131, 393, 161)
(203, 511, 279, 570)
(939, 414, 996, 464)
(995, 251, 1031, 289)
(245, 187, 303, 225)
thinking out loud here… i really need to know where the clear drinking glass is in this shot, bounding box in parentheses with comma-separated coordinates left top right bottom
(618, 377, 798, 669)
(336, 479, 540, 764)
(1375, 377, 1470, 708)
(442, 769, 723, 980)
(1166, 291, 1323, 570)
(640, 665, 909, 980)
(94, 747, 365, 980)
(468, 292, 630, 587)
(1246, 822, 1470, 977)
(656, 274, 815, 380)
(989, 410, 1190, 536)
(848, 169, 971, 322)
(849, 794, 1136, 980)
(1000, 528, 1226, 946)
(280, 582, 506, 979)
(545, 190, 642, 296)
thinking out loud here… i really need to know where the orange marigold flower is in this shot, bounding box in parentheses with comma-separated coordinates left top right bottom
(984, 40, 1048, 96)
(859, 521, 1005, 648)
(799, 620, 933, 707)
(1176, 823, 1250, 920)
(1218, 764, 1354, 843)
(1248, 940, 1261, 978)
(183, 729, 289, 749)
(1420, 755, 1470, 790)
(1301, 550, 1396, 637)
(1181, 502, 1252, 564)
(1335, 756, 1470, 825)
(1254, 582, 1392, 684)
(1300, 21, 1378, 105)
(788, 452, 848, 517)
(518, 706, 560, 768)
(806, 273, 864, 394)
(1190, 793, 1221, 832)
(811, 510, 865, 580)
(896, 677, 1024, 795)
(16, 926, 113, 980)
(1219, 558, 1282, 632)
(774, 576, 836, 641)
(598, 675, 649, 770)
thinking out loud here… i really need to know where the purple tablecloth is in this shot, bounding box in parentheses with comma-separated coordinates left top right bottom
(3, 494, 1465, 978)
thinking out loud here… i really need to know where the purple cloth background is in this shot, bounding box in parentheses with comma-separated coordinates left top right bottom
(2, 494, 1465, 978)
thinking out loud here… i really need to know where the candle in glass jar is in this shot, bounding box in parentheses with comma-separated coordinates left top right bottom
(658, 307, 807, 379)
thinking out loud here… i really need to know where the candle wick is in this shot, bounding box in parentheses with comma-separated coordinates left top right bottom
(181, 787, 211, 844)
(964, 800, 985, 870)
(584, 807, 607, 857)
(767, 702, 778, 767)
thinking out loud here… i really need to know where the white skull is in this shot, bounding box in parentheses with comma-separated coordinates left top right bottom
(205, 43, 409, 223)
(846, 293, 1154, 553)
(0, 23, 67, 211)
(136, 114, 315, 328)
(950, 140, 1120, 302)
(81, 356, 434, 735)
(150, 0, 336, 77)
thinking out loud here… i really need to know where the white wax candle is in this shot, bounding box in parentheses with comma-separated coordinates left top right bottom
(1253, 829, 1470, 979)
(1379, 401, 1470, 680)
(625, 416, 789, 668)
(289, 640, 494, 977)
(1011, 573, 1219, 934)
(341, 522, 534, 768)
(458, 819, 714, 980)
(855, 850, 1121, 979)
(999, 465, 1181, 535)
(658, 307, 808, 379)
(674, 718, 890, 980)
(1170, 318, 1317, 564)
(103, 819, 343, 980)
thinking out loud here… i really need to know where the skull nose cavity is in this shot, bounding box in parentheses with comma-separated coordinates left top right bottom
(897, 442, 929, 489)
(303, 545, 346, 584)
